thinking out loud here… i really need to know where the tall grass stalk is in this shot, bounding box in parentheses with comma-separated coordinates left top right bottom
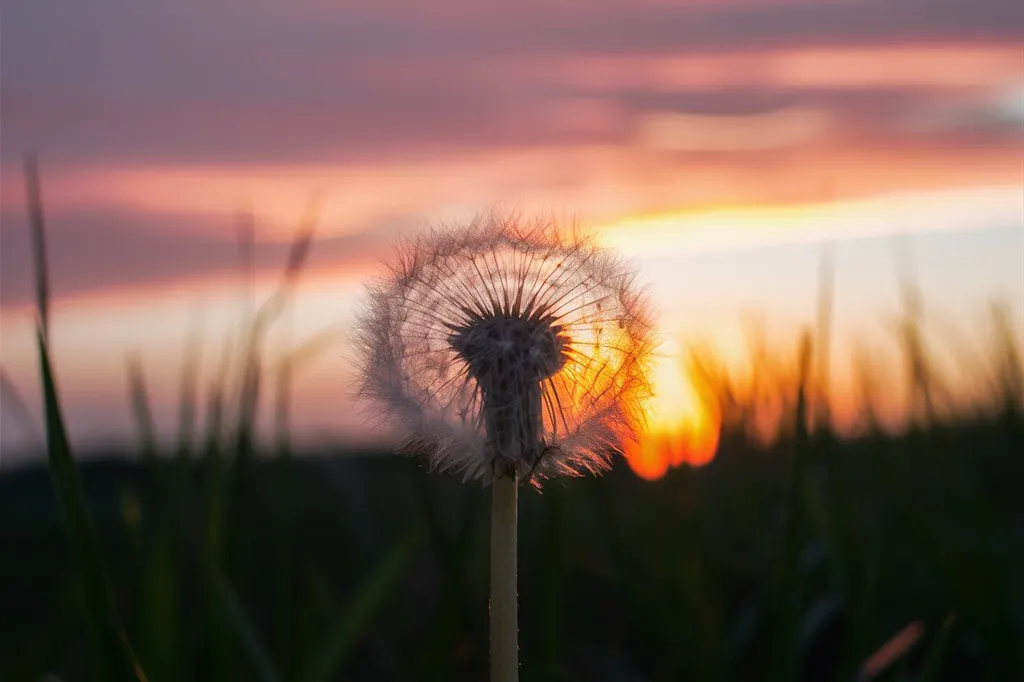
(814, 242, 836, 433)
(771, 331, 813, 682)
(126, 354, 158, 462)
(176, 308, 205, 460)
(25, 152, 148, 681)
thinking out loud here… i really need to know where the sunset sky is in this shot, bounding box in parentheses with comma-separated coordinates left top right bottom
(1, 0, 1022, 469)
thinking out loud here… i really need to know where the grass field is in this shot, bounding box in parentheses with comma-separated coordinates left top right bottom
(2, 410, 1021, 681)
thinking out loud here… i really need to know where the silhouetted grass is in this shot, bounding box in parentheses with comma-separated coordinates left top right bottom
(2, 413, 1022, 681)
(23, 152, 148, 682)
(2, 157, 1021, 682)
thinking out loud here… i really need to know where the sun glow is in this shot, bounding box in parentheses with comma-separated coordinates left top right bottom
(625, 339, 721, 481)
(596, 185, 1024, 259)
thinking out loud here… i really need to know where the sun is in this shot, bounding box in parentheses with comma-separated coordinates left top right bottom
(624, 338, 721, 480)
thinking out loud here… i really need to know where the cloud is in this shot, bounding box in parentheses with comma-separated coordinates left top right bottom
(0, 207, 414, 307)
(7, 1, 1020, 70)
(2, 1, 1022, 167)
(1, 0, 1020, 305)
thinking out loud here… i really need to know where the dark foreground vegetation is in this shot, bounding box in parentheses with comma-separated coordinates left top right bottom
(2, 409, 1022, 682)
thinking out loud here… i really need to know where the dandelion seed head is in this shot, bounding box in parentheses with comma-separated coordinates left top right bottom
(355, 212, 656, 485)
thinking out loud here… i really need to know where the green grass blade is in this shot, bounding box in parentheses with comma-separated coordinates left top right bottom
(251, 194, 323, 334)
(273, 358, 293, 458)
(770, 331, 814, 682)
(814, 241, 836, 432)
(37, 329, 149, 682)
(918, 613, 956, 682)
(24, 153, 49, 336)
(176, 308, 205, 460)
(201, 380, 231, 679)
(137, 539, 180, 682)
(298, 528, 422, 682)
(126, 353, 158, 462)
(270, 458, 297, 677)
(213, 570, 283, 682)
(125, 346, 183, 673)
(27, 152, 147, 682)
(280, 323, 346, 371)
(234, 352, 262, 460)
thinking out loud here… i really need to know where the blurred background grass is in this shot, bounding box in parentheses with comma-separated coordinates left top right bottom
(1, 159, 1022, 682)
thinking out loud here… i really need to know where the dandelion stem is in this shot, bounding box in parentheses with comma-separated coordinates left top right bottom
(490, 472, 519, 682)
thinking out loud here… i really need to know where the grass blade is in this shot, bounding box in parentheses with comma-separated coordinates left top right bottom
(137, 539, 180, 682)
(201, 377, 231, 679)
(213, 570, 283, 682)
(273, 307, 294, 458)
(770, 331, 814, 682)
(252, 194, 324, 334)
(37, 330, 148, 682)
(27, 152, 147, 682)
(24, 153, 49, 337)
(298, 528, 422, 682)
(918, 613, 956, 682)
(234, 196, 322, 462)
(126, 353, 158, 462)
(176, 307, 205, 460)
(814, 241, 836, 432)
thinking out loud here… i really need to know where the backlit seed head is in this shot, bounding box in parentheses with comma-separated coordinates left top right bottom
(355, 212, 656, 485)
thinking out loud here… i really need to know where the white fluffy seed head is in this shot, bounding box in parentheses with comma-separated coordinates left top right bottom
(354, 212, 656, 486)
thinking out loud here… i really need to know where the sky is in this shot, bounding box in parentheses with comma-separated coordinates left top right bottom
(1, 0, 1022, 470)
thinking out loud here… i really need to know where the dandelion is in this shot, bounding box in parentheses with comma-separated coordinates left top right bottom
(355, 212, 655, 682)
(357, 213, 655, 482)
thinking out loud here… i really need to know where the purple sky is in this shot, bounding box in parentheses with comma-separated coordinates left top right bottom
(0, 0, 1021, 461)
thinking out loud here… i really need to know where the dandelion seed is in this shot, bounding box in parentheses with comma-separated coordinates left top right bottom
(355, 212, 656, 485)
